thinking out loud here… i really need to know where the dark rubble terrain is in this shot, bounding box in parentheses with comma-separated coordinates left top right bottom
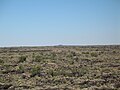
(0, 45, 120, 90)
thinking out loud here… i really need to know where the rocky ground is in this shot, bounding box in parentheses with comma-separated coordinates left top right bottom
(0, 45, 120, 90)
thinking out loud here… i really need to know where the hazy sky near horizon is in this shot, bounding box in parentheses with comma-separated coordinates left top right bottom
(0, 0, 120, 46)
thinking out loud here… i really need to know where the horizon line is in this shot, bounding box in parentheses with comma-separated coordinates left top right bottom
(0, 44, 120, 48)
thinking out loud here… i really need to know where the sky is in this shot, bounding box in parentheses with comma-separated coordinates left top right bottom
(0, 0, 120, 47)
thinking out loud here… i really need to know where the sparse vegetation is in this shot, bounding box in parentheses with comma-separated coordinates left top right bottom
(91, 52, 98, 57)
(0, 46, 120, 89)
(82, 51, 89, 54)
(34, 55, 42, 62)
(71, 67, 89, 77)
(18, 56, 27, 63)
(18, 65, 24, 73)
(30, 65, 42, 77)
(0, 59, 4, 64)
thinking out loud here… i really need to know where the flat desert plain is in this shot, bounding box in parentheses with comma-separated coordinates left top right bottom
(0, 45, 120, 90)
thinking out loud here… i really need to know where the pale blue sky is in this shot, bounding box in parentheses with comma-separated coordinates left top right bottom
(0, 0, 120, 46)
